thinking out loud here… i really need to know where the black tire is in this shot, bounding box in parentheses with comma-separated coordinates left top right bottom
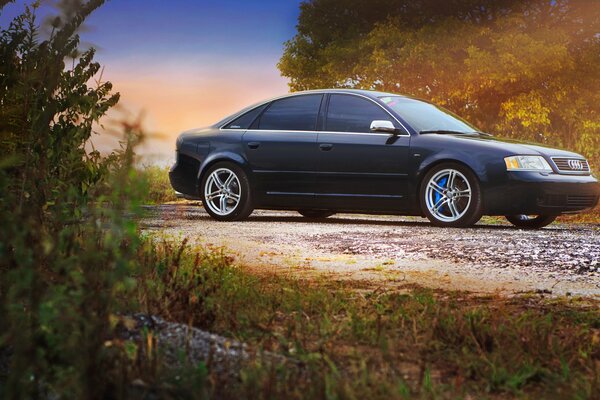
(505, 214, 557, 229)
(420, 162, 483, 227)
(200, 162, 253, 221)
(298, 210, 335, 219)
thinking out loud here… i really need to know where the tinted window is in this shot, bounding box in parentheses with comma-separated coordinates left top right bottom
(379, 96, 477, 133)
(224, 104, 268, 129)
(258, 95, 322, 131)
(326, 94, 393, 133)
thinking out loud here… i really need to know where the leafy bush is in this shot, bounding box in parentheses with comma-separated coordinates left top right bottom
(0, 2, 145, 398)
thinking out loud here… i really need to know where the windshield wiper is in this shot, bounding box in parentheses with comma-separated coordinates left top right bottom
(419, 129, 492, 136)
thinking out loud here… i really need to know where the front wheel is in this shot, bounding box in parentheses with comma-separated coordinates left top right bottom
(201, 162, 253, 221)
(505, 215, 556, 229)
(420, 163, 483, 227)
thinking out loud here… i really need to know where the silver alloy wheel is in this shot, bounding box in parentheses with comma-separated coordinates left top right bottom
(425, 168, 472, 223)
(204, 167, 241, 216)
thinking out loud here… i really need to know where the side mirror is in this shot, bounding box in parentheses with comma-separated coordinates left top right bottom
(370, 120, 397, 134)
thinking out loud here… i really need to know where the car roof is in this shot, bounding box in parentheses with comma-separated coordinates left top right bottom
(289, 88, 405, 99)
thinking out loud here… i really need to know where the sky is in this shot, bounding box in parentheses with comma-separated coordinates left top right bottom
(0, 0, 302, 163)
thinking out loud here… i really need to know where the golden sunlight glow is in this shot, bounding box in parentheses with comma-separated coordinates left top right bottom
(92, 59, 289, 163)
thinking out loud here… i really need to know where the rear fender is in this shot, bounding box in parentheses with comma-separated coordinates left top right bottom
(196, 151, 253, 192)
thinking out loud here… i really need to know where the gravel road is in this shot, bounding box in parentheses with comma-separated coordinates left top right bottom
(141, 203, 600, 298)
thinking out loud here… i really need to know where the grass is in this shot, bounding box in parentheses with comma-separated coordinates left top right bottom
(136, 165, 178, 204)
(121, 237, 600, 399)
(557, 207, 600, 225)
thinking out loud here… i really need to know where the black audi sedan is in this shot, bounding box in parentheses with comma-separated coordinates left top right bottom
(169, 89, 599, 228)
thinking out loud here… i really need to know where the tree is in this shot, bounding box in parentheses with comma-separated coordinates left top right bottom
(279, 0, 600, 165)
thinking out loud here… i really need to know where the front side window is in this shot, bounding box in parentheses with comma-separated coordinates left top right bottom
(379, 96, 477, 133)
(326, 94, 394, 133)
(257, 94, 323, 131)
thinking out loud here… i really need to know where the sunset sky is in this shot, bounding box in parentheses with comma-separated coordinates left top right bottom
(0, 0, 302, 163)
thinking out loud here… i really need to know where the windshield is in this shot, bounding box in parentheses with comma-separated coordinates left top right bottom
(379, 96, 478, 133)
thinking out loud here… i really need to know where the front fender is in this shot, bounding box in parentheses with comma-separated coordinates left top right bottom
(416, 151, 494, 185)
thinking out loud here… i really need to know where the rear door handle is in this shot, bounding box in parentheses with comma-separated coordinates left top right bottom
(247, 142, 260, 149)
(319, 143, 333, 151)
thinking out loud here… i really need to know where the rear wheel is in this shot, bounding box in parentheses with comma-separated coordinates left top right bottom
(420, 163, 483, 227)
(201, 162, 253, 221)
(298, 210, 335, 219)
(505, 214, 556, 229)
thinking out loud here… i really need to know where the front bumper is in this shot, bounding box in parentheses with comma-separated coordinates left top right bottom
(485, 171, 599, 215)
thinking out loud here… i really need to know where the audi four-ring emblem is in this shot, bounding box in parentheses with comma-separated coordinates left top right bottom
(568, 159, 584, 170)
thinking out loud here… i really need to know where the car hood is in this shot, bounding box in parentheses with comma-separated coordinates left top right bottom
(442, 134, 584, 159)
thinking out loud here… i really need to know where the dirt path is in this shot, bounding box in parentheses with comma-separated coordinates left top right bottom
(141, 203, 600, 298)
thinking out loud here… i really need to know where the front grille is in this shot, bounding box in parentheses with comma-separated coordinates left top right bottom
(551, 157, 590, 174)
(541, 194, 565, 207)
(538, 194, 597, 209)
(567, 195, 597, 207)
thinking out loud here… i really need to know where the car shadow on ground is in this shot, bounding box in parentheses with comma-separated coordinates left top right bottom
(143, 204, 584, 232)
(244, 215, 530, 231)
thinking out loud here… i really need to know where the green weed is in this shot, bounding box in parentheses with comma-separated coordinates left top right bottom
(126, 237, 600, 399)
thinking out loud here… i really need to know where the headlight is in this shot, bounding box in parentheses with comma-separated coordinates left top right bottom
(504, 155, 552, 171)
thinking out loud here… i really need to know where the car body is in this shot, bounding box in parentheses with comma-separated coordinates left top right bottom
(169, 89, 599, 227)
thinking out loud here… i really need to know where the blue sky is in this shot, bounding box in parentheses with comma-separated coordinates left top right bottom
(1, 0, 301, 60)
(84, 0, 300, 61)
(0, 0, 303, 161)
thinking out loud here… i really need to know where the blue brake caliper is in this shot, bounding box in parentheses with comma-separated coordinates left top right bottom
(433, 177, 447, 207)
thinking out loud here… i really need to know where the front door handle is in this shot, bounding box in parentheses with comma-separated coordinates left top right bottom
(247, 142, 260, 149)
(319, 143, 333, 151)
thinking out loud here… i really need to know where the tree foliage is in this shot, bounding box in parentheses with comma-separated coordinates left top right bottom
(279, 0, 600, 164)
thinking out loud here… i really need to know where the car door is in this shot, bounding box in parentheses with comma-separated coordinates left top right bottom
(242, 94, 323, 207)
(315, 93, 411, 210)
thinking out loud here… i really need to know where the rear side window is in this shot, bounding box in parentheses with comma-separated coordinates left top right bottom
(223, 104, 268, 129)
(257, 94, 323, 131)
(326, 94, 393, 133)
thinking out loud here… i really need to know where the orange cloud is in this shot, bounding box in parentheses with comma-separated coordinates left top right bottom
(91, 57, 289, 164)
